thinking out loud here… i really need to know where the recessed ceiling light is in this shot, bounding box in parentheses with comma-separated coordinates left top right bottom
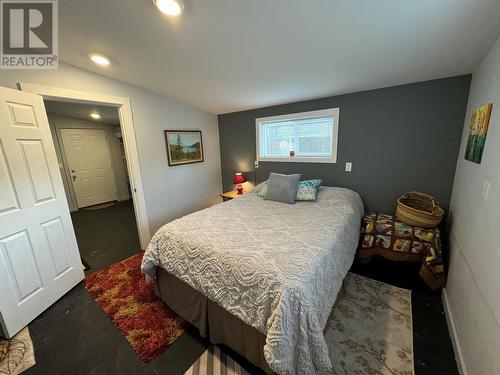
(90, 113, 101, 119)
(89, 53, 110, 66)
(154, 0, 183, 16)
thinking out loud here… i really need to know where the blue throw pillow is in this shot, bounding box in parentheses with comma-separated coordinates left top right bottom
(296, 179, 322, 201)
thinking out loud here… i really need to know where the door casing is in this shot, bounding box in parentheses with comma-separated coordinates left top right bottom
(19, 83, 151, 250)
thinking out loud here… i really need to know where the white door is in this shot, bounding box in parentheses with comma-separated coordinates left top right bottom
(0, 86, 84, 338)
(60, 128, 117, 208)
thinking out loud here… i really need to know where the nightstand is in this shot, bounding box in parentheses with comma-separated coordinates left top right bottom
(220, 190, 244, 202)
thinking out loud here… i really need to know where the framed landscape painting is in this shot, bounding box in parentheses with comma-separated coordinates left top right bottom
(165, 130, 204, 166)
(464, 103, 493, 164)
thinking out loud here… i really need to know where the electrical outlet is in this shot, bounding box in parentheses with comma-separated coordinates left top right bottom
(345, 162, 352, 172)
(482, 180, 491, 202)
(254, 160, 259, 168)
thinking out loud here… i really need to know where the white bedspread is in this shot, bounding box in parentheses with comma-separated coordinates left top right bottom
(141, 187, 364, 374)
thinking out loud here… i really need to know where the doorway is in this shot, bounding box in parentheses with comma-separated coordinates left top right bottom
(19, 83, 151, 251)
(43, 100, 129, 211)
(43, 100, 140, 271)
(0, 84, 150, 337)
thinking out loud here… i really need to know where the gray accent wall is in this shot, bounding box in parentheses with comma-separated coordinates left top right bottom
(218, 76, 471, 213)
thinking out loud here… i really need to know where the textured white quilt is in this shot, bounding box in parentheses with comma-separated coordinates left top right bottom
(141, 187, 364, 374)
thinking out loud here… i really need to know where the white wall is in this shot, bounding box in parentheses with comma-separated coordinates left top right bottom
(0, 63, 222, 235)
(47, 113, 130, 211)
(445, 35, 500, 375)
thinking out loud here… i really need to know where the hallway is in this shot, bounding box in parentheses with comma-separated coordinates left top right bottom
(71, 200, 140, 273)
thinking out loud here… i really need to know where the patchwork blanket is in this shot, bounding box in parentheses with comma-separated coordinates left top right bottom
(141, 187, 364, 374)
(357, 212, 445, 290)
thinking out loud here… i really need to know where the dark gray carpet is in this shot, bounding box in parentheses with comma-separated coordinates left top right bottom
(25, 201, 209, 375)
(72, 200, 140, 274)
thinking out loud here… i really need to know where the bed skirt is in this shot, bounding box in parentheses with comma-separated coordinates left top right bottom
(154, 267, 344, 375)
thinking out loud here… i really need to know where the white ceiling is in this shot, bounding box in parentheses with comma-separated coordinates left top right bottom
(44, 101, 120, 125)
(59, 0, 500, 114)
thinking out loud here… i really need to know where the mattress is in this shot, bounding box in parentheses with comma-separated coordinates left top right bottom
(142, 187, 364, 374)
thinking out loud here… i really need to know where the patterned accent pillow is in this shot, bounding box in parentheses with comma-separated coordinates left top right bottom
(296, 179, 322, 201)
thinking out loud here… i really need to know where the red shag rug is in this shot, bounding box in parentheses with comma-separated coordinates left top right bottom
(84, 252, 187, 361)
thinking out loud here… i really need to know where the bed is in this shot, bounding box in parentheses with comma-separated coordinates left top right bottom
(141, 187, 364, 374)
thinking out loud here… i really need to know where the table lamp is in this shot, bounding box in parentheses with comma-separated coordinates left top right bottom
(233, 172, 246, 195)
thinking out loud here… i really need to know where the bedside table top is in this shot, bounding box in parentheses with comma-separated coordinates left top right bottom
(220, 190, 244, 199)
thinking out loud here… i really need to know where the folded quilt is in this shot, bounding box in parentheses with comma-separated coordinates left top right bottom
(358, 212, 445, 290)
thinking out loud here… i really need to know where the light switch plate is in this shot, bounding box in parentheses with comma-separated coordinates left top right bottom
(254, 160, 259, 168)
(345, 162, 352, 172)
(482, 180, 491, 202)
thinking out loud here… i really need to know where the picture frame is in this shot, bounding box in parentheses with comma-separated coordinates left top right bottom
(164, 130, 204, 166)
(464, 103, 493, 164)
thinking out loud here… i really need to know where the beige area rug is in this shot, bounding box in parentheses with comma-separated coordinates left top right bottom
(184, 273, 413, 375)
(0, 328, 36, 375)
(82, 201, 116, 210)
(325, 273, 413, 374)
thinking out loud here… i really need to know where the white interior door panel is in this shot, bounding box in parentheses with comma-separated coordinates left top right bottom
(0, 86, 84, 338)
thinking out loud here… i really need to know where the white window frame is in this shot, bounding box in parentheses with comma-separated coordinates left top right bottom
(255, 108, 339, 163)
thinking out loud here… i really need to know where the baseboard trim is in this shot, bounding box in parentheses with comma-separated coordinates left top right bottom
(442, 288, 468, 375)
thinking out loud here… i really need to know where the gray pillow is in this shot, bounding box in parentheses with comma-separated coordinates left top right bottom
(264, 173, 301, 204)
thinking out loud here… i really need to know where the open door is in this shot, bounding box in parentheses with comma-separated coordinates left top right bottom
(0, 86, 84, 338)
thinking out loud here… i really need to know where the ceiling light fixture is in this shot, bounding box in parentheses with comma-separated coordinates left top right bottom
(89, 53, 110, 66)
(153, 0, 183, 16)
(90, 113, 101, 119)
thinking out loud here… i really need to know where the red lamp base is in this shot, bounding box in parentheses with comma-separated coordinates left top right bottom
(236, 184, 244, 195)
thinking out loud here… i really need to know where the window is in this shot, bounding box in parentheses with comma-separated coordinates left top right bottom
(256, 108, 339, 163)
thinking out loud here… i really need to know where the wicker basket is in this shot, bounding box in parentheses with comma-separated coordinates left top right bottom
(396, 191, 444, 228)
